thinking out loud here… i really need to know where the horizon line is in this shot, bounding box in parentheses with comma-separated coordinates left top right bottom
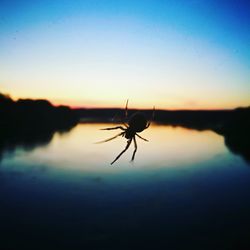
(2, 92, 249, 111)
(68, 105, 240, 111)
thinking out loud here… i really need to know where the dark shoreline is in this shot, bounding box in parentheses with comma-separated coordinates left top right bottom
(1, 92, 249, 163)
(0, 93, 79, 161)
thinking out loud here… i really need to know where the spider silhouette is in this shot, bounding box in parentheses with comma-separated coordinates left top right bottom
(97, 100, 154, 165)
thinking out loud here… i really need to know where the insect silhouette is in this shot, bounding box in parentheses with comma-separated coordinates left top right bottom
(96, 100, 155, 165)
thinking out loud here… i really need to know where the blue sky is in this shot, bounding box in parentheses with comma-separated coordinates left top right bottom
(0, 0, 249, 109)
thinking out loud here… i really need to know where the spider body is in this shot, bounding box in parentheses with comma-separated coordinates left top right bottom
(128, 112, 148, 132)
(125, 112, 147, 139)
(97, 101, 154, 165)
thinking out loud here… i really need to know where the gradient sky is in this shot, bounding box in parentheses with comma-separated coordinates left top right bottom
(0, 0, 249, 109)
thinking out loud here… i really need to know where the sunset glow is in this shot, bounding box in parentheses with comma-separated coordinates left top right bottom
(0, 0, 249, 109)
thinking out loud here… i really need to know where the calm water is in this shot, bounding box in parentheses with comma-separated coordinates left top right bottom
(1, 123, 250, 249)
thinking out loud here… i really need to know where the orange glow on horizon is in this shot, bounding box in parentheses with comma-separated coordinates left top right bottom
(5, 91, 249, 111)
(50, 98, 242, 111)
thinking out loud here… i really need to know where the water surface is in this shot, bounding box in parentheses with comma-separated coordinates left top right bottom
(1, 124, 250, 249)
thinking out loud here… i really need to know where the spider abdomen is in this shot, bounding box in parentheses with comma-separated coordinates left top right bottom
(128, 112, 147, 132)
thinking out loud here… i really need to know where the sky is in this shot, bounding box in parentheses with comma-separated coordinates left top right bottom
(0, 0, 249, 109)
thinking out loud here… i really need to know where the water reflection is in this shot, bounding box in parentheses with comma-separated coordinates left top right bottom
(0, 131, 51, 163)
(0, 123, 249, 169)
(224, 133, 250, 164)
(0, 128, 74, 163)
(1, 123, 250, 249)
(0, 124, 224, 169)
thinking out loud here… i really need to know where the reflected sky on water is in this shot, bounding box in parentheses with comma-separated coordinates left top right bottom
(0, 123, 242, 171)
(1, 124, 250, 249)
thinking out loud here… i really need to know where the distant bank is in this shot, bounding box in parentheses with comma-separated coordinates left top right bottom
(0, 93, 79, 133)
(1, 92, 249, 163)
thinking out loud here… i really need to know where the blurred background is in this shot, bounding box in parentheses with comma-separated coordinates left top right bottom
(0, 1, 250, 249)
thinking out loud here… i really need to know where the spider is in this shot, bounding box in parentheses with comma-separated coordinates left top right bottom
(97, 100, 154, 165)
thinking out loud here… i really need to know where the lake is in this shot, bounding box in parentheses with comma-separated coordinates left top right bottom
(1, 123, 250, 249)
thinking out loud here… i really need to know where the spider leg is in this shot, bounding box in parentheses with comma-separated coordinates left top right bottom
(136, 133, 149, 142)
(111, 138, 132, 165)
(111, 100, 129, 127)
(95, 132, 124, 144)
(125, 99, 129, 119)
(100, 126, 126, 131)
(131, 136, 137, 162)
(123, 122, 129, 128)
(146, 106, 155, 128)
